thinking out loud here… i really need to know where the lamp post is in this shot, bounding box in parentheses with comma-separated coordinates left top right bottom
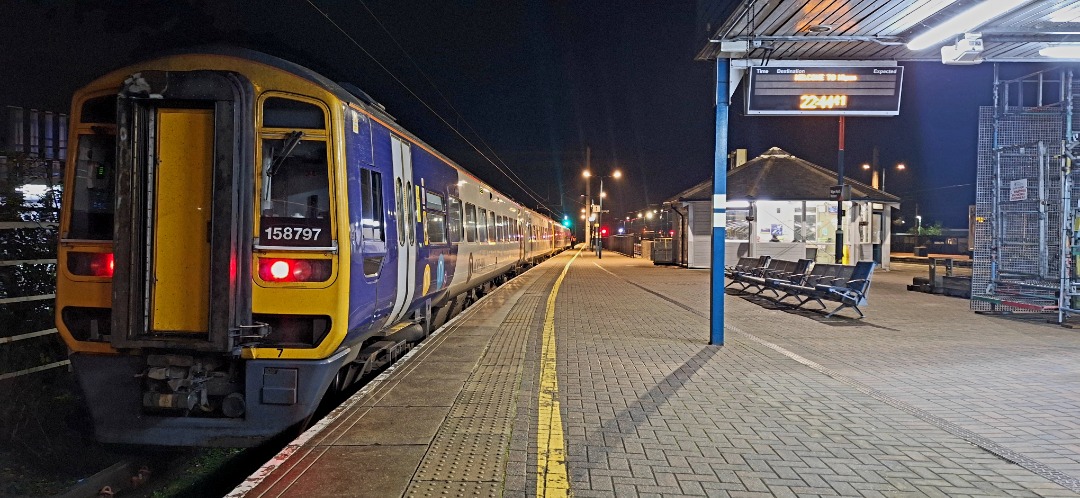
(582, 170, 591, 248)
(862, 162, 906, 191)
(596, 169, 622, 258)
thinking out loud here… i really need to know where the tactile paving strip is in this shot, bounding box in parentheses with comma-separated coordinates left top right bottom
(441, 415, 512, 435)
(456, 385, 517, 406)
(405, 480, 501, 498)
(413, 432, 509, 481)
(405, 274, 547, 492)
(448, 396, 516, 419)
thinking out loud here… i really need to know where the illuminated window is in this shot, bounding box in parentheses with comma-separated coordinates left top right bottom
(464, 203, 478, 243)
(425, 191, 447, 244)
(477, 208, 489, 243)
(447, 196, 462, 243)
(360, 168, 384, 242)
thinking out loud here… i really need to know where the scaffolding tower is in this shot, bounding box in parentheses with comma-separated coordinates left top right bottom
(972, 66, 1080, 323)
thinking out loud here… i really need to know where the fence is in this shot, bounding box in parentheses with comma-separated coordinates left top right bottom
(971, 67, 1080, 321)
(1, 153, 65, 382)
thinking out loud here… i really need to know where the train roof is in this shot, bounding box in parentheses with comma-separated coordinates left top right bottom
(133, 46, 553, 222)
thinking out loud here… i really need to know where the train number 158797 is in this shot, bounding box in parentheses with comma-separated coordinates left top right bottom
(264, 226, 322, 242)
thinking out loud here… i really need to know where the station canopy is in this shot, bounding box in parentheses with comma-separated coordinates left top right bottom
(697, 0, 1080, 63)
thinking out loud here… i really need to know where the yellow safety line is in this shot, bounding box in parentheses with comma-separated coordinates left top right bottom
(537, 248, 581, 497)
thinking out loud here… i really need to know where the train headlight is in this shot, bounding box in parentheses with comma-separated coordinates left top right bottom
(258, 258, 332, 283)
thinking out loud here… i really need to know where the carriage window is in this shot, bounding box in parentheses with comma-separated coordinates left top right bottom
(406, 181, 415, 245)
(464, 203, 477, 243)
(263, 97, 325, 129)
(486, 211, 496, 242)
(395, 179, 405, 245)
(67, 133, 116, 240)
(447, 196, 462, 243)
(360, 168, 384, 241)
(477, 208, 489, 242)
(425, 191, 446, 244)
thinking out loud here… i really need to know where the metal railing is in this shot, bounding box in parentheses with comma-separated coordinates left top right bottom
(1, 155, 66, 381)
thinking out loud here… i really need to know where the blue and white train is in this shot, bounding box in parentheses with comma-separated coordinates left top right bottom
(55, 47, 571, 446)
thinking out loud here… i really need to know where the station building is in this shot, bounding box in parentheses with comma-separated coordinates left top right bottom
(665, 147, 899, 269)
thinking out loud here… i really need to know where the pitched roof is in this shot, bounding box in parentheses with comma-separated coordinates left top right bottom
(667, 147, 901, 203)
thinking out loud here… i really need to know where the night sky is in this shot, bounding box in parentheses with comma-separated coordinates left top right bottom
(0, 1, 1054, 229)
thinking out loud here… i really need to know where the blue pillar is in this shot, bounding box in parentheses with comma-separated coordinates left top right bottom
(711, 59, 730, 346)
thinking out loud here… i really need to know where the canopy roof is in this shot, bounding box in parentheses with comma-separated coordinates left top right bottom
(667, 147, 901, 203)
(697, 0, 1079, 62)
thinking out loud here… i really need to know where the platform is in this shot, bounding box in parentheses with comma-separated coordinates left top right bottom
(231, 248, 1080, 497)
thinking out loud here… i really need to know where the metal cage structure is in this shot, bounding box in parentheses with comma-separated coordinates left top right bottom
(972, 66, 1080, 323)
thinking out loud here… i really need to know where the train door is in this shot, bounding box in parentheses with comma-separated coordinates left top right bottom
(111, 71, 253, 351)
(387, 136, 415, 324)
(152, 109, 213, 334)
(518, 218, 525, 262)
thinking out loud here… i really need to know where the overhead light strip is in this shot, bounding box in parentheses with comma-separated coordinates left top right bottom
(907, 0, 1031, 51)
(1040, 45, 1080, 59)
(1048, 3, 1080, 22)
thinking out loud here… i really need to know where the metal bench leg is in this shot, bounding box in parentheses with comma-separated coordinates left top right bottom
(825, 303, 847, 318)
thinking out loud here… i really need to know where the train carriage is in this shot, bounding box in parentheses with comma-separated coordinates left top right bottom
(56, 47, 569, 446)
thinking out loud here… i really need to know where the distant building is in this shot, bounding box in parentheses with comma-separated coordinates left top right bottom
(0, 105, 68, 186)
(665, 147, 901, 269)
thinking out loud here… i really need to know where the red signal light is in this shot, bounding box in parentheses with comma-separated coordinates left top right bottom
(258, 258, 332, 283)
(68, 252, 114, 278)
(600, 227, 609, 236)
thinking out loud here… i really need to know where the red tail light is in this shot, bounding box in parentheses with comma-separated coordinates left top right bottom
(68, 252, 114, 277)
(258, 258, 332, 283)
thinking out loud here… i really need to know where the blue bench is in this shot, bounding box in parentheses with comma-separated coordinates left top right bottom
(771, 261, 876, 318)
(728, 258, 812, 296)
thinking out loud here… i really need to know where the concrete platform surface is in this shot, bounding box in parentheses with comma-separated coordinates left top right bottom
(231, 250, 1080, 497)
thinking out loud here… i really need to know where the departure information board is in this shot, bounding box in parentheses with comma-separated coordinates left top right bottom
(745, 66, 903, 116)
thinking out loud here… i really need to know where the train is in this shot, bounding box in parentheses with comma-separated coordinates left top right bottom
(55, 47, 571, 446)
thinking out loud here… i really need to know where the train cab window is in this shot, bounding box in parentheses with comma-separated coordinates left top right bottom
(464, 203, 478, 243)
(447, 196, 462, 243)
(477, 208, 489, 243)
(425, 191, 446, 244)
(261, 140, 330, 219)
(263, 97, 325, 129)
(360, 168, 384, 241)
(80, 95, 117, 124)
(67, 133, 116, 240)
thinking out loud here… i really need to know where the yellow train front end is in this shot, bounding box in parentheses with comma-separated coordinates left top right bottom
(56, 50, 355, 446)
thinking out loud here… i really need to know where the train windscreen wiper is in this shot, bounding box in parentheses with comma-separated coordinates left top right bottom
(261, 130, 304, 211)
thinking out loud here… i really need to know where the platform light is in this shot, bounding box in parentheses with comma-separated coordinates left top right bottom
(1049, 3, 1080, 22)
(1040, 45, 1080, 59)
(906, 0, 1028, 51)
